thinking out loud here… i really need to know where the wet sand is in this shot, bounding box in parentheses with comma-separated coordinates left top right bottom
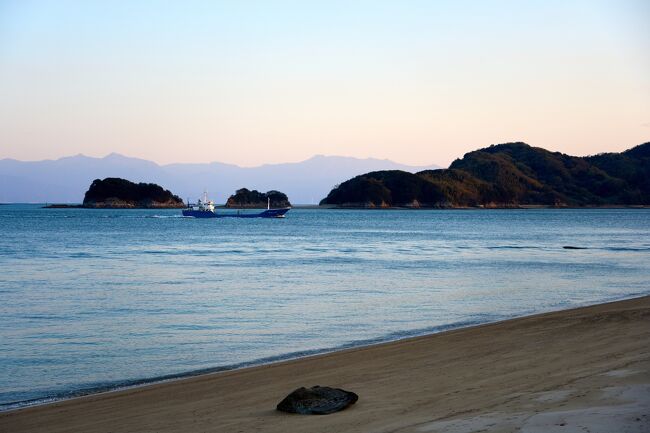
(2, 296, 649, 433)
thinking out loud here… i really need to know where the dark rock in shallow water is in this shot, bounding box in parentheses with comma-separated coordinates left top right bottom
(276, 386, 358, 415)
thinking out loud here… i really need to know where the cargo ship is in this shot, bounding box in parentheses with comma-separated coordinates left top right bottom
(182, 192, 290, 218)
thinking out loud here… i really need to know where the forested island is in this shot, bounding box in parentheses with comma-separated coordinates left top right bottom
(321, 142, 650, 208)
(225, 188, 291, 208)
(81, 178, 185, 208)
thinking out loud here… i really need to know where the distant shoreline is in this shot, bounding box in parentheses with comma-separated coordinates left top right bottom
(29, 203, 650, 210)
(41, 204, 183, 209)
(314, 204, 650, 210)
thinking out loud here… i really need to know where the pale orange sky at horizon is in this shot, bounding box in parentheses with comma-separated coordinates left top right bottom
(1, 1, 648, 167)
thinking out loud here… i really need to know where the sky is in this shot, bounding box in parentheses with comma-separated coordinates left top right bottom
(0, 0, 648, 167)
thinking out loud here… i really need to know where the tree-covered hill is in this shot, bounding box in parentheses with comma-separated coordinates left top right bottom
(320, 142, 650, 207)
(83, 178, 184, 208)
(225, 188, 291, 208)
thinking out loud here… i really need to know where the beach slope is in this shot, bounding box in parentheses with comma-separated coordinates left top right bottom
(2, 296, 649, 433)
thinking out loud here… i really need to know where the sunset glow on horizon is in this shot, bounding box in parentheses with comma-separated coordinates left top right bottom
(1, 0, 648, 167)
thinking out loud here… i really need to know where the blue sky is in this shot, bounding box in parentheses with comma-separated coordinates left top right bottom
(1, 0, 648, 166)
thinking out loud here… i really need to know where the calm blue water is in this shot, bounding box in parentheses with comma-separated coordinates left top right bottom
(0, 205, 649, 410)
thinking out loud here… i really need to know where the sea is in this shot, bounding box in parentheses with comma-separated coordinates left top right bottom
(1, 204, 649, 411)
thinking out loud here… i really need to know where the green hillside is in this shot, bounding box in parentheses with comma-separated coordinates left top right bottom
(225, 188, 291, 208)
(83, 178, 184, 208)
(320, 142, 650, 207)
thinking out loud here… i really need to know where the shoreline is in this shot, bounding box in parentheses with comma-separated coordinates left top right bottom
(2, 295, 649, 432)
(0, 311, 523, 413)
(2, 294, 643, 413)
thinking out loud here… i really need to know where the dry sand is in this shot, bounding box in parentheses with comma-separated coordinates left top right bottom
(1, 296, 649, 433)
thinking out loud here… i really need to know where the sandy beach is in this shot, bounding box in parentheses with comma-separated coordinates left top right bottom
(1, 296, 648, 433)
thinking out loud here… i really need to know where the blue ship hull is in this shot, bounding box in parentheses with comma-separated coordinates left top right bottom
(182, 208, 290, 218)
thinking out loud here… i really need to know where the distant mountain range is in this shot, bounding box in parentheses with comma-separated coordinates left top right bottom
(0, 154, 440, 204)
(321, 142, 650, 207)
